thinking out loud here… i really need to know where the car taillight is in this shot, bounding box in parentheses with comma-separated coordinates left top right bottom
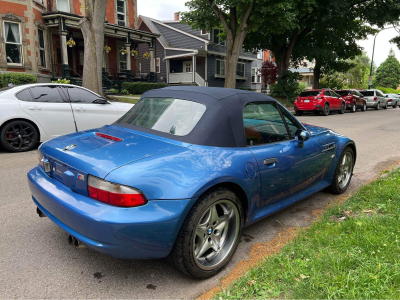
(388, 99, 393, 102)
(374, 97, 377, 101)
(88, 175, 147, 207)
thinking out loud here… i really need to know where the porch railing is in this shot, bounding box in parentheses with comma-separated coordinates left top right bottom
(169, 72, 193, 84)
(195, 72, 206, 87)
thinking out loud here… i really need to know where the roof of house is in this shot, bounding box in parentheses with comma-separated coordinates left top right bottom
(139, 15, 170, 48)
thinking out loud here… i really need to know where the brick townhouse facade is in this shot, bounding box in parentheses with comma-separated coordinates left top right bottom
(0, 0, 159, 83)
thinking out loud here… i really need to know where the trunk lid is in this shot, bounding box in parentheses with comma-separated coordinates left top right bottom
(40, 125, 190, 195)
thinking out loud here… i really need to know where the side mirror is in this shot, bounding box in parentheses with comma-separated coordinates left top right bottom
(93, 98, 109, 104)
(295, 129, 310, 143)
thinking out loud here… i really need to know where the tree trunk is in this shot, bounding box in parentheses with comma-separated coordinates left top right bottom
(224, 30, 247, 88)
(79, 0, 107, 95)
(313, 58, 321, 89)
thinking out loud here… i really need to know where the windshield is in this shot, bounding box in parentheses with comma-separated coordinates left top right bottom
(299, 91, 320, 97)
(117, 97, 206, 136)
(360, 91, 374, 97)
(336, 90, 351, 96)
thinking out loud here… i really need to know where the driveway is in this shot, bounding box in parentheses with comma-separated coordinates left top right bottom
(1, 108, 399, 299)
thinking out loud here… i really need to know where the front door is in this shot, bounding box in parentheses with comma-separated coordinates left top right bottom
(243, 102, 325, 207)
(184, 61, 192, 73)
(52, 35, 62, 77)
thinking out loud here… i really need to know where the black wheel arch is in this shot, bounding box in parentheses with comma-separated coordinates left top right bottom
(343, 142, 357, 165)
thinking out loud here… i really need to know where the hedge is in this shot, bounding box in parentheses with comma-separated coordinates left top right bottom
(0, 73, 37, 88)
(375, 86, 400, 95)
(121, 82, 167, 94)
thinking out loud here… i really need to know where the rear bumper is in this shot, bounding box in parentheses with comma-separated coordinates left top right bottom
(294, 102, 322, 111)
(28, 166, 196, 259)
(366, 101, 378, 108)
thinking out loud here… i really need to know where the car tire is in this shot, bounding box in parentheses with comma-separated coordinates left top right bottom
(393, 102, 397, 108)
(295, 111, 303, 116)
(328, 147, 355, 194)
(361, 103, 366, 111)
(0, 120, 39, 152)
(338, 102, 345, 114)
(375, 102, 380, 110)
(350, 102, 356, 113)
(171, 188, 243, 279)
(383, 103, 387, 109)
(321, 103, 330, 116)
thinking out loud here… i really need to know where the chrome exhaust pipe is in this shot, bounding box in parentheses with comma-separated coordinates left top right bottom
(68, 235, 75, 245)
(74, 238, 86, 250)
(36, 207, 46, 218)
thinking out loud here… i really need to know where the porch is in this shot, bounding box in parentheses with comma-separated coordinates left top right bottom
(165, 53, 207, 87)
(42, 12, 159, 86)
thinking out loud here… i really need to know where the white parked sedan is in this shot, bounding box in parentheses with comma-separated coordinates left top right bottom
(0, 83, 134, 152)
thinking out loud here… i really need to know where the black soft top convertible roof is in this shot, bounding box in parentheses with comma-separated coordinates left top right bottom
(116, 86, 290, 148)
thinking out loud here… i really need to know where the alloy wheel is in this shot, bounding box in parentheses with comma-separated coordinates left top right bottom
(338, 152, 353, 189)
(193, 200, 240, 270)
(3, 122, 37, 151)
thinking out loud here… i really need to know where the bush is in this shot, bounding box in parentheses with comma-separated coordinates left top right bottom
(375, 86, 400, 95)
(0, 72, 37, 88)
(121, 82, 167, 94)
(270, 70, 302, 103)
(296, 82, 308, 95)
(52, 78, 70, 84)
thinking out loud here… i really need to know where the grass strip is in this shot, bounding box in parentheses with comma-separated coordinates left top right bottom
(217, 168, 400, 299)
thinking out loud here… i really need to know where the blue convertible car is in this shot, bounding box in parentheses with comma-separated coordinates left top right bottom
(28, 87, 356, 278)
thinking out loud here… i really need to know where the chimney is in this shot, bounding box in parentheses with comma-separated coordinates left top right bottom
(174, 12, 180, 21)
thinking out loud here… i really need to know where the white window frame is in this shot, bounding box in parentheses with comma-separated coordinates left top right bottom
(116, 0, 127, 27)
(257, 51, 263, 60)
(154, 57, 160, 73)
(38, 28, 46, 68)
(56, 0, 70, 13)
(213, 28, 226, 46)
(236, 62, 245, 77)
(251, 68, 259, 83)
(3, 21, 22, 66)
(216, 59, 225, 76)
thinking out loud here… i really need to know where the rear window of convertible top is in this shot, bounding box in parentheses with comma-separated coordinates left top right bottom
(117, 97, 206, 136)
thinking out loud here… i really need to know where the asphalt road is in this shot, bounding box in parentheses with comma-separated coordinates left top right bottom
(1, 107, 400, 299)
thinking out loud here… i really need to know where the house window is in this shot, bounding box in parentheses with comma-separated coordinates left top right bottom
(184, 61, 192, 72)
(257, 51, 263, 60)
(56, 0, 70, 12)
(216, 59, 225, 76)
(155, 58, 160, 73)
(119, 46, 127, 70)
(4, 22, 22, 65)
(201, 29, 207, 35)
(38, 29, 46, 68)
(305, 75, 313, 86)
(139, 63, 142, 73)
(237, 62, 245, 77)
(252, 68, 260, 83)
(213, 29, 225, 46)
(117, 0, 126, 26)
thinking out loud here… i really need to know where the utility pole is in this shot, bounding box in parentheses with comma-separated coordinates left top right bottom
(369, 27, 392, 89)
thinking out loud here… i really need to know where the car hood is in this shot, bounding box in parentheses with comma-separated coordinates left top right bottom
(302, 123, 331, 135)
(40, 125, 191, 179)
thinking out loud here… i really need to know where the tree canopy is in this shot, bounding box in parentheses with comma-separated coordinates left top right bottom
(373, 49, 400, 89)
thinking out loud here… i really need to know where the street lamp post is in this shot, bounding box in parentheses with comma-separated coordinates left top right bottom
(368, 27, 392, 89)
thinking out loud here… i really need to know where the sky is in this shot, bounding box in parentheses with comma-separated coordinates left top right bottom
(137, 0, 400, 66)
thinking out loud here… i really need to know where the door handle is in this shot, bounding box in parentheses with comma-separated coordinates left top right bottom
(263, 158, 278, 165)
(28, 106, 41, 110)
(75, 107, 86, 112)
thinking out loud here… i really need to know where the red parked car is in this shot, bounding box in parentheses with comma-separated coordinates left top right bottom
(294, 89, 346, 116)
(335, 89, 367, 112)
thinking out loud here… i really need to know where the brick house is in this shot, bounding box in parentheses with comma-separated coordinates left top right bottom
(0, 0, 158, 83)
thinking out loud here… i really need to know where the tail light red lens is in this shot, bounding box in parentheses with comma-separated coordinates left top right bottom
(388, 99, 393, 102)
(374, 97, 377, 101)
(88, 176, 147, 207)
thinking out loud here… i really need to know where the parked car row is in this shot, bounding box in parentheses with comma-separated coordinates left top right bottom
(294, 88, 399, 116)
(0, 84, 133, 152)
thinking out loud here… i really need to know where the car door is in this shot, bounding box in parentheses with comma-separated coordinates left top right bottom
(61, 86, 119, 131)
(331, 90, 342, 109)
(18, 85, 76, 138)
(377, 90, 386, 106)
(244, 102, 326, 208)
(323, 90, 336, 109)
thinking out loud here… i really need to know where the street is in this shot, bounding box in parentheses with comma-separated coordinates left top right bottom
(1, 108, 400, 299)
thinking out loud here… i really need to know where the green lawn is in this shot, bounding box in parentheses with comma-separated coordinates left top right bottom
(217, 168, 400, 299)
(115, 97, 140, 104)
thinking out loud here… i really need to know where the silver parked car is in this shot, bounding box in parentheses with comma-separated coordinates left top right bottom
(384, 94, 400, 108)
(360, 89, 388, 110)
